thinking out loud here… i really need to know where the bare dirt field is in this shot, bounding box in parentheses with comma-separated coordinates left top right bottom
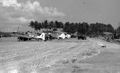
(0, 38, 120, 73)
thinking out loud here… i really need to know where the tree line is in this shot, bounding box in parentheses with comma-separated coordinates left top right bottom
(29, 20, 120, 36)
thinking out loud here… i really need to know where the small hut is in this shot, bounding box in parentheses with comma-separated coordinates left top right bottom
(103, 32, 114, 41)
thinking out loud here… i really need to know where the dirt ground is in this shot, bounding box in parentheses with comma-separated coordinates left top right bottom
(0, 38, 120, 73)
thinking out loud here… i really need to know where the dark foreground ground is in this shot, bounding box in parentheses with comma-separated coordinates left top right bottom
(0, 37, 120, 73)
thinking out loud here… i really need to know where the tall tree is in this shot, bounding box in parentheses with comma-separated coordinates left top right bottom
(29, 21, 35, 29)
(77, 22, 89, 35)
(43, 20, 48, 28)
(106, 24, 114, 33)
(116, 26, 120, 34)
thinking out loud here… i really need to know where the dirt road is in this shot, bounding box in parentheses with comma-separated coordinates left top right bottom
(0, 38, 120, 73)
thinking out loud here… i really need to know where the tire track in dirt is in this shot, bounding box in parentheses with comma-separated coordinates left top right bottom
(0, 39, 103, 73)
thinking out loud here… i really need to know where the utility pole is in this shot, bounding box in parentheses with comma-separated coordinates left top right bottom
(17, 24, 20, 32)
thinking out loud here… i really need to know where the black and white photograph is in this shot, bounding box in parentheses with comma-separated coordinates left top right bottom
(0, 0, 120, 73)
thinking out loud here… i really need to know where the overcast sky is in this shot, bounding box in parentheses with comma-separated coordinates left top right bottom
(0, 0, 120, 32)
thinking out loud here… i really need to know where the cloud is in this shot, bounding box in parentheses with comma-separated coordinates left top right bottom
(0, 0, 65, 17)
(8, 17, 35, 23)
(21, 1, 65, 17)
(17, 17, 33, 22)
(0, 0, 21, 8)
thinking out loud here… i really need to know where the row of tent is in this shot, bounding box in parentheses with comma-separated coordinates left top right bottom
(17, 31, 71, 41)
